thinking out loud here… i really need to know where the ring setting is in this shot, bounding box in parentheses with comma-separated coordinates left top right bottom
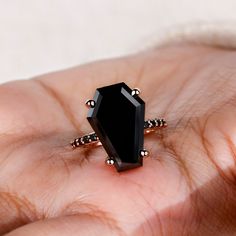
(71, 82, 167, 172)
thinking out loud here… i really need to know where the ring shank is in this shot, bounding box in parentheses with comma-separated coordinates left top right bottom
(71, 118, 167, 148)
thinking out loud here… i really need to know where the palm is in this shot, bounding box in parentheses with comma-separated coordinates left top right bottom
(3, 45, 236, 235)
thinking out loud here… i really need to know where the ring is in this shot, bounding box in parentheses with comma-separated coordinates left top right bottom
(70, 82, 167, 172)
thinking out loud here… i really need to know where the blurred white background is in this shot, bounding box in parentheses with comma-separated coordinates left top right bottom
(1, 0, 236, 82)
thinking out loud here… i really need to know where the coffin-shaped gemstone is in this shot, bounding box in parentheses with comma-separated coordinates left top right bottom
(87, 82, 145, 172)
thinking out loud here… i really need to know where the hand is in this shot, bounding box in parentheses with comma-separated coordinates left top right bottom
(2, 44, 236, 235)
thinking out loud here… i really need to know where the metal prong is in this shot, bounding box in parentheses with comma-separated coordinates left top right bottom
(140, 149, 149, 158)
(85, 99, 96, 108)
(131, 88, 141, 96)
(105, 157, 115, 166)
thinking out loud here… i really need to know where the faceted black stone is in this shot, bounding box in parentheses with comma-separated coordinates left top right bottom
(87, 82, 145, 172)
(90, 133, 98, 141)
(83, 135, 91, 143)
(144, 121, 149, 129)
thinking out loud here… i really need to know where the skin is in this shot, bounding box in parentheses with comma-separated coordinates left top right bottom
(1, 43, 236, 235)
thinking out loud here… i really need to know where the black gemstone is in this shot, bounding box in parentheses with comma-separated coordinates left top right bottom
(87, 82, 145, 172)
(144, 121, 149, 129)
(150, 120, 156, 127)
(90, 133, 98, 141)
(83, 135, 91, 143)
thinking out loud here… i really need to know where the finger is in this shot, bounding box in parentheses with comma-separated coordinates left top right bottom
(6, 214, 123, 236)
(34, 44, 226, 125)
